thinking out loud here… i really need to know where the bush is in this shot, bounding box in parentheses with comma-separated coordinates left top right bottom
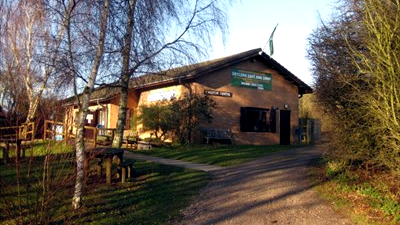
(135, 94, 216, 144)
(307, 0, 400, 176)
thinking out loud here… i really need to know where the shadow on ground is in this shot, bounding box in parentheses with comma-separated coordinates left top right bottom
(176, 146, 352, 225)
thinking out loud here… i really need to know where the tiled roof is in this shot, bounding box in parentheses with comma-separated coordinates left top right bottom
(63, 48, 312, 105)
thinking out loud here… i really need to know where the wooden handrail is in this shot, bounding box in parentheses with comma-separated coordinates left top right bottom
(44, 120, 69, 142)
(43, 120, 116, 147)
(0, 122, 35, 141)
(0, 125, 20, 130)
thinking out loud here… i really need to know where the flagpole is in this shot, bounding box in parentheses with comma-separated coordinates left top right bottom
(262, 24, 278, 56)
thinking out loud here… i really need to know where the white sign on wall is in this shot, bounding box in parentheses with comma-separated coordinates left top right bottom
(86, 114, 93, 123)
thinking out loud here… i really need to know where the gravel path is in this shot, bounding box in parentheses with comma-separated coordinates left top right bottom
(175, 145, 353, 225)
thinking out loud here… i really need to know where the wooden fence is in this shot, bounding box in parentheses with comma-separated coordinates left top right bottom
(0, 122, 35, 142)
(43, 120, 115, 148)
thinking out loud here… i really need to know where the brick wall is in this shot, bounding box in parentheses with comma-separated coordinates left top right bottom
(193, 57, 299, 145)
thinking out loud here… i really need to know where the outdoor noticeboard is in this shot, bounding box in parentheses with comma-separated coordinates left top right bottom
(231, 68, 272, 91)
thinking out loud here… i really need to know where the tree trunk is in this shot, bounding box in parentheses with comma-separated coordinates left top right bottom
(25, 73, 51, 123)
(113, 0, 136, 148)
(72, 0, 110, 210)
(113, 85, 129, 148)
(26, 97, 38, 124)
(71, 103, 87, 209)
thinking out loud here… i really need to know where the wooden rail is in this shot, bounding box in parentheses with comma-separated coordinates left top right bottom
(82, 126, 115, 148)
(44, 120, 71, 143)
(0, 122, 35, 162)
(0, 122, 35, 141)
(43, 120, 115, 147)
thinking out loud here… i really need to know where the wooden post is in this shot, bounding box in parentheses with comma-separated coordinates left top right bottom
(15, 139, 21, 164)
(96, 160, 103, 178)
(127, 164, 133, 178)
(84, 154, 89, 186)
(94, 127, 98, 148)
(111, 129, 115, 141)
(44, 121, 48, 140)
(121, 166, 126, 183)
(106, 157, 112, 185)
(62, 122, 66, 144)
(3, 142, 9, 164)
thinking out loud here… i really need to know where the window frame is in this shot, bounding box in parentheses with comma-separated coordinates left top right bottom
(240, 107, 276, 133)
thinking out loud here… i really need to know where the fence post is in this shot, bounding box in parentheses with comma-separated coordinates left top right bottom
(94, 127, 98, 148)
(64, 122, 68, 144)
(44, 121, 48, 140)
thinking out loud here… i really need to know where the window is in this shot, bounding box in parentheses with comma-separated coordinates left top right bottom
(240, 107, 276, 133)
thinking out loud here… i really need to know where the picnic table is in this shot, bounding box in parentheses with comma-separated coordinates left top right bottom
(85, 147, 124, 185)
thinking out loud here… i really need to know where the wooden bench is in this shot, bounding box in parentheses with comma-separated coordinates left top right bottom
(120, 160, 136, 183)
(96, 135, 112, 146)
(123, 133, 140, 148)
(202, 129, 234, 144)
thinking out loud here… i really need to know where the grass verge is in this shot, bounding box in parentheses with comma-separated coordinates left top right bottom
(135, 144, 295, 167)
(309, 159, 400, 225)
(0, 141, 210, 224)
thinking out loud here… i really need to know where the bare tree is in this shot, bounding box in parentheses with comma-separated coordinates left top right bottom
(349, 0, 400, 174)
(0, 0, 67, 123)
(307, 0, 400, 175)
(108, 0, 230, 147)
(307, 1, 376, 167)
(60, 0, 111, 209)
(111, 0, 136, 147)
(0, 0, 109, 210)
(0, 0, 28, 120)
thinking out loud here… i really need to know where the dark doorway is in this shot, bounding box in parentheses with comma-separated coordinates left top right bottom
(280, 110, 291, 145)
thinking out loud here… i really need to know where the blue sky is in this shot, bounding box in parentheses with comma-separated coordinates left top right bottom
(212, 0, 335, 85)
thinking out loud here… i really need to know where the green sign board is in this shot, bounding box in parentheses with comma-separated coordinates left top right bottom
(231, 68, 272, 91)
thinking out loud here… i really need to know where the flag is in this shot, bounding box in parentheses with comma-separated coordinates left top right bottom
(268, 24, 278, 56)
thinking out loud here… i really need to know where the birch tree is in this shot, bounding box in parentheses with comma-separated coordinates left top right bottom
(0, 2, 27, 118)
(0, 0, 66, 123)
(111, 0, 135, 148)
(109, 0, 230, 147)
(60, 0, 110, 209)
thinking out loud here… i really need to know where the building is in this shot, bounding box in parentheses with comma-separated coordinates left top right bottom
(62, 48, 312, 145)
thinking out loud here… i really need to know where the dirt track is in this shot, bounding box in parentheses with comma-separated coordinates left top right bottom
(175, 145, 353, 225)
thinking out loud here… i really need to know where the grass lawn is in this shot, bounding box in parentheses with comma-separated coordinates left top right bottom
(0, 141, 210, 224)
(135, 144, 296, 167)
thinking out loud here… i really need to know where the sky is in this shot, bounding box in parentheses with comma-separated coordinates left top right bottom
(212, 0, 335, 85)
